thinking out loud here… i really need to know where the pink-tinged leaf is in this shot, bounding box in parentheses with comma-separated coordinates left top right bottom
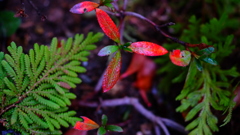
(96, 8, 120, 43)
(128, 41, 168, 56)
(169, 50, 191, 67)
(120, 54, 156, 106)
(98, 45, 119, 56)
(103, 51, 121, 92)
(70, 1, 99, 14)
(74, 116, 99, 131)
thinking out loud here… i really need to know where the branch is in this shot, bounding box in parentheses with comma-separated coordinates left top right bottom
(26, 0, 46, 21)
(78, 97, 188, 135)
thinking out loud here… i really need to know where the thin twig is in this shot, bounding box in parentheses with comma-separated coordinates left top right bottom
(79, 97, 188, 135)
(154, 124, 161, 135)
(123, 0, 128, 10)
(26, 0, 46, 21)
(124, 11, 188, 47)
(118, 12, 126, 43)
(112, 0, 119, 11)
(124, 11, 156, 26)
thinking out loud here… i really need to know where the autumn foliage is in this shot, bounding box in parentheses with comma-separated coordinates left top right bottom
(70, 1, 172, 93)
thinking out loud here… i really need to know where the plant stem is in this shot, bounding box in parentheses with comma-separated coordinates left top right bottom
(26, 0, 46, 21)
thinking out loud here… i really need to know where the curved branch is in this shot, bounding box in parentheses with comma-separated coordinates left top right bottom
(78, 97, 188, 135)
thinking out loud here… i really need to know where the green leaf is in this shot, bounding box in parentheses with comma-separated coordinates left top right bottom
(101, 114, 108, 126)
(102, 0, 113, 8)
(98, 45, 119, 56)
(194, 58, 203, 71)
(11, 108, 18, 125)
(207, 114, 219, 132)
(0, 11, 21, 36)
(185, 102, 204, 121)
(85, 45, 97, 50)
(196, 47, 215, 56)
(97, 126, 107, 135)
(186, 118, 200, 131)
(199, 56, 218, 65)
(3, 89, 16, 96)
(106, 125, 123, 132)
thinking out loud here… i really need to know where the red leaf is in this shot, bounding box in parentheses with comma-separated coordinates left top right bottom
(96, 8, 120, 43)
(128, 41, 168, 56)
(103, 51, 121, 92)
(120, 54, 156, 106)
(169, 49, 191, 66)
(70, 1, 99, 14)
(74, 116, 99, 131)
(120, 54, 146, 79)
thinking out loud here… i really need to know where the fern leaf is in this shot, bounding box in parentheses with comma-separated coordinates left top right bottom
(221, 100, 235, 127)
(24, 55, 34, 81)
(58, 95, 71, 105)
(26, 110, 48, 128)
(53, 84, 65, 94)
(73, 34, 84, 47)
(22, 76, 30, 92)
(61, 75, 82, 84)
(56, 117, 69, 127)
(4, 54, 15, 68)
(65, 93, 77, 99)
(65, 60, 81, 66)
(29, 49, 35, 71)
(47, 94, 66, 107)
(1, 60, 16, 79)
(3, 89, 16, 96)
(19, 110, 29, 129)
(50, 37, 58, 57)
(63, 69, 78, 77)
(11, 108, 18, 125)
(64, 37, 73, 54)
(3, 77, 17, 93)
(44, 46, 50, 68)
(49, 118, 61, 129)
(32, 93, 60, 109)
(36, 58, 46, 77)
(42, 114, 55, 131)
(84, 44, 97, 50)
(1, 33, 102, 134)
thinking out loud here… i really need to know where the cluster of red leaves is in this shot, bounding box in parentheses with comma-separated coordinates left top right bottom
(70, 1, 171, 93)
(70, 0, 191, 93)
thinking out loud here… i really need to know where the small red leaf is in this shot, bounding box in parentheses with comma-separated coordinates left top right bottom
(103, 51, 121, 92)
(128, 41, 168, 56)
(96, 8, 120, 43)
(169, 49, 191, 67)
(70, 1, 99, 14)
(74, 116, 99, 131)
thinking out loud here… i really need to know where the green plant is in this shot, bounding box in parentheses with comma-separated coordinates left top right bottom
(0, 11, 21, 37)
(74, 114, 123, 135)
(69, 0, 240, 135)
(0, 32, 103, 134)
(157, 13, 239, 135)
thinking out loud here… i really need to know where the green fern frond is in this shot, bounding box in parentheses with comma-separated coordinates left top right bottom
(0, 33, 103, 134)
(1, 60, 17, 79)
(10, 108, 18, 125)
